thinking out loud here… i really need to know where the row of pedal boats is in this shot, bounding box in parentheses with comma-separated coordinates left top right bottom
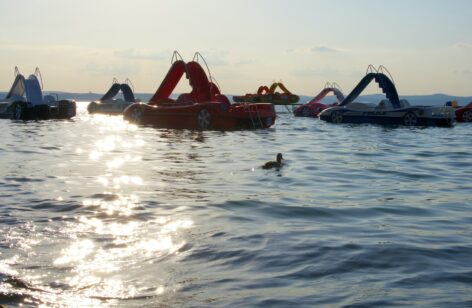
(1, 52, 470, 129)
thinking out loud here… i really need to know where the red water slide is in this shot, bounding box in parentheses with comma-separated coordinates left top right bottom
(149, 60, 186, 104)
(187, 61, 211, 102)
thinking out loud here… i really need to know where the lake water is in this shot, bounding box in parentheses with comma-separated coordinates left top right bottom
(1, 103, 471, 307)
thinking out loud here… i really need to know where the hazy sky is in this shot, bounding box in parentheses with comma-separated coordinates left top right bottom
(0, 0, 471, 96)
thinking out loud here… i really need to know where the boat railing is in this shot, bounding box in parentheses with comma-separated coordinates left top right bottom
(34, 67, 44, 89)
(193, 52, 223, 101)
(331, 82, 343, 94)
(323, 81, 333, 89)
(323, 81, 343, 94)
(112, 77, 119, 84)
(193, 52, 213, 82)
(14, 66, 20, 77)
(209, 76, 222, 95)
(366, 64, 377, 75)
(171, 50, 184, 64)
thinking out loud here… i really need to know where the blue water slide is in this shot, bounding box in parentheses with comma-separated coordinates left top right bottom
(340, 73, 400, 108)
(120, 83, 136, 102)
(24, 75, 43, 105)
(100, 83, 121, 101)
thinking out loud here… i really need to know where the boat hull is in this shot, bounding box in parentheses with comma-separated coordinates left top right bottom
(233, 94, 299, 105)
(293, 103, 329, 117)
(87, 100, 133, 115)
(123, 101, 276, 130)
(0, 100, 76, 120)
(319, 105, 455, 127)
(453, 103, 472, 122)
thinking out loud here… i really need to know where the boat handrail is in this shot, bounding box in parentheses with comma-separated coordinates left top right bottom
(124, 78, 135, 92)
(14, 66, 20, 77)
(366, 64, 377, 75)
(210, 76, 221, 94)
(171, 50, 184, 64)
(331, 82, 343, 94)
(34, 67, 44, 89)
(377, 65, 395, 86)
(323, 81, 332, 89)
(112, 77, 119, 84)
(321, 81, 343, 97)
(193, 52, 220, 99)
(192, 52, 213, 82)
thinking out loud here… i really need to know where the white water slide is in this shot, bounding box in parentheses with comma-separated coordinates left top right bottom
(4, 67, 44, 105)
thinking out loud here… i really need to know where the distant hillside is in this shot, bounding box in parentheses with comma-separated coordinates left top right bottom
(1, 91, 471, 106)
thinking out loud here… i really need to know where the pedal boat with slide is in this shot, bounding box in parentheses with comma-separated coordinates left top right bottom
(123, 51, 276, 130)
(319, 65, 455, 127)
(0, 67, 76, 120)
(233, 82, 300, 105)
(87, 78, 139, 115)
(293, 82, 344, 117)
(445, 100, 472, 123)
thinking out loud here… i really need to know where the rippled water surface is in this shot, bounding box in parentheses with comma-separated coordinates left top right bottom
(1, 103, 472, 307)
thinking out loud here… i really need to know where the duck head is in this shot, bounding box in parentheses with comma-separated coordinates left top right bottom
(276, 153, 283, 163)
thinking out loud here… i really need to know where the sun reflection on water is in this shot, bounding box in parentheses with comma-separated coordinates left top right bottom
(82, 194, 140, 216)
(89, 135, 144, 163)
(50, 215, 194, 302)
(54, 240, 95, 265)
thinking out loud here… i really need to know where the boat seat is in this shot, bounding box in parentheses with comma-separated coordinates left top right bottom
(214, 94, 231, 111)
(399, 99, 410, 108)
(176, 93, 195, 104)
(348, 102, 374, 110)
(376, 99, 393, 110)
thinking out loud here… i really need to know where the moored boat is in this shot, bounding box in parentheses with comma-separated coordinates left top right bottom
(123, 51, 276, 130)
(0, 67, 76, 120)
(87, 78, 139, 115)
(233, 82, 300, 105)
(293, 82, 344, 117)
(319, 65, 455, 127)
(445, 100, 472, 122)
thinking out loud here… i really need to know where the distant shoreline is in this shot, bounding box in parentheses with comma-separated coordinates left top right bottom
(1, 92, 471, 106)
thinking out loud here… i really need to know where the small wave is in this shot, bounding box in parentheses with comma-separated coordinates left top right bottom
(39, 146, 61, 150)
(4, 177, 44, 183)
(88, 193, 121, 201)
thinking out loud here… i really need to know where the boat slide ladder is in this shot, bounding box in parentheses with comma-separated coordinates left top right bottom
(193, 51, 221, 98)
(377, 65, 395, 86)
(242, 102, 262, 129)
(365, 64, 396, 89)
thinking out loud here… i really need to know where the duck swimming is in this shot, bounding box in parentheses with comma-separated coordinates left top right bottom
(262, 153, 284, 169)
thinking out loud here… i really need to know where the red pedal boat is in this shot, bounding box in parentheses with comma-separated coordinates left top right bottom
(123, 52, 276, 130)
(293, 82, 344, 117)
(445, 100, 472, 122)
